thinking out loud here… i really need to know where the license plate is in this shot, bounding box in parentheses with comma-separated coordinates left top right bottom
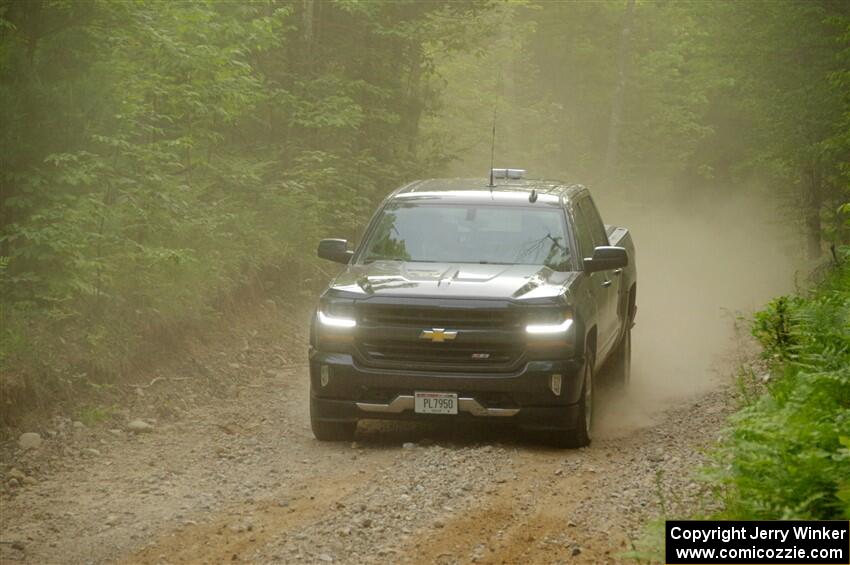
(414, 392, 458, 415)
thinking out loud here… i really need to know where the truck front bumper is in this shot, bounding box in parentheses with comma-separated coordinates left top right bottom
(309, 352, 585, 432)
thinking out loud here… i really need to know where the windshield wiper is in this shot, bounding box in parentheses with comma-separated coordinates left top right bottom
(365, 257, 514, 265)
(363, 257, 439, 264)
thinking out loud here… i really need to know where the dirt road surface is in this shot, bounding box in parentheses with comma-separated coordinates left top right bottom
(0, 194, 800, 564)
(0, 330, 731, 565)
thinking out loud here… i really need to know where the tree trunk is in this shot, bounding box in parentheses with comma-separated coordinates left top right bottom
(403, 46, 424, 155)
(804, 165, 822, 260)
(603, 0, 636, 185)
(302, 0, 314, 50)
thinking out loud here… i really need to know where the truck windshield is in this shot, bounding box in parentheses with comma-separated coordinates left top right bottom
(360, 203, 571, 271)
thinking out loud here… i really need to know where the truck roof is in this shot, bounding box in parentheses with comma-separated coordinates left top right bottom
(390, 178, 587, 207)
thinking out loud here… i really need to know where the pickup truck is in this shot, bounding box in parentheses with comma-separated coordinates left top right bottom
(309, 172, 637, 447)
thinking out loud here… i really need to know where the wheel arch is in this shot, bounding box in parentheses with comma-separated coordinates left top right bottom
(585, 325, 597, 364)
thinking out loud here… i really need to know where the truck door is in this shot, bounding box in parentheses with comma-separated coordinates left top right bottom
(576, 197, 620, 360)
(573, 199, 611, 362)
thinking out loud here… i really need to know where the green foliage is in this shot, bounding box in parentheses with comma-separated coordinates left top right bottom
(714, 249, 850, 519)
(0, 0, 489, 388)
(427, 1, 850, 256)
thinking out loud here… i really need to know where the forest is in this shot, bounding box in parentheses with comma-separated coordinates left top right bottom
(1, 0, 848, 533)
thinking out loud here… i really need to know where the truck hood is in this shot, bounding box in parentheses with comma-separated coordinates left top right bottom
(330, 261, 578, 300)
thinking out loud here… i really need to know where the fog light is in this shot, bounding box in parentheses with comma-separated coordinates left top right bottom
(320, 365, 330, 387)
(550, 374, 562, 396)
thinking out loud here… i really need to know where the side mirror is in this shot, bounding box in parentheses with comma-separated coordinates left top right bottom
(318, 239, 353, 264)
(583, 246, 628, 273)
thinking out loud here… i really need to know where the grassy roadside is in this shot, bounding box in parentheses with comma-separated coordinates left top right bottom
(712, 247, 850, 520)
(0, 277, 319, 432)
(628, 246, 850, 562)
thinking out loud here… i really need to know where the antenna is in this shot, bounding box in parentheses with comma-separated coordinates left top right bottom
(488, 105, 497, 188)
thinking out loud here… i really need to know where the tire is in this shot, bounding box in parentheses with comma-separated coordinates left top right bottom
(311, 418, 356, 442)
(310, 391, 356, 441)
(609, 327, 631, 390)
(555, 349, 594, 448)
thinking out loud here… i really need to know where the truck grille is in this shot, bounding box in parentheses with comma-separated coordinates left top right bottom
(359, 305, 523, 330)
(356, 304, 524, 372)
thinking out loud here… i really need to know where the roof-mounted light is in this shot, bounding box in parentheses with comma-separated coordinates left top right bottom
(491, 168, 526, 180)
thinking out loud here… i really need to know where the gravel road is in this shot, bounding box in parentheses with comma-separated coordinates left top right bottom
(0, 301, 734, 565)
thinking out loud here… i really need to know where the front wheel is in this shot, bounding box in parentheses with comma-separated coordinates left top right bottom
(311, 418, 356, 442)
(554, 350, 594, 448)
(310, 392, 356, 442)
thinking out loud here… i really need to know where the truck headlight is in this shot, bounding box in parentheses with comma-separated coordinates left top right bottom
(526, 318, 573, 334)
(318, 311, 356, 328)
(525, 309, 573, 334)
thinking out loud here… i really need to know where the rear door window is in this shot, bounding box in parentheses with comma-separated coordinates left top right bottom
(578, 197, 608, 248)
(573, 201, 596, 260)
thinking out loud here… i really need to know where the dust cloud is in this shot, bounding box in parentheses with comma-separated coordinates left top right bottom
(594, 186, 804, 438)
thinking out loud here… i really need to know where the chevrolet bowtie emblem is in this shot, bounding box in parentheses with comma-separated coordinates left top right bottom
(419, 328, 458, 343)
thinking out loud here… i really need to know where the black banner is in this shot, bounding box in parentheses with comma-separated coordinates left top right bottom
(666, 520, 849, 564)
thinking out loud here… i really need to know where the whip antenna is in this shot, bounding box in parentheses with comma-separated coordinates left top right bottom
(488, 105, 497, 189)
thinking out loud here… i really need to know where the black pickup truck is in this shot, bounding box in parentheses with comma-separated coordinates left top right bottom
(309, 172, 637, 447)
